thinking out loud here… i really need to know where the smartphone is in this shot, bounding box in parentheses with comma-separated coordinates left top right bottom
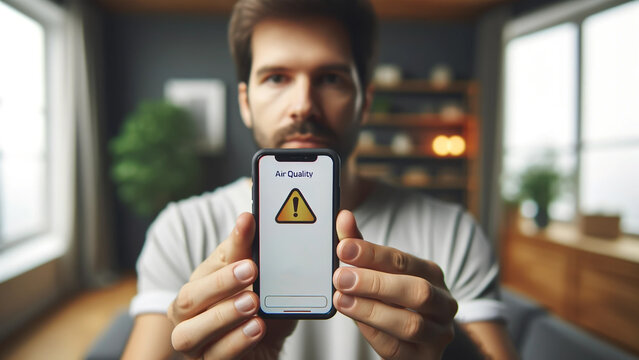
(252, 148, 340, 319)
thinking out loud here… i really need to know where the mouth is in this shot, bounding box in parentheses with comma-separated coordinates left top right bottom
(281, 134, 330, 148)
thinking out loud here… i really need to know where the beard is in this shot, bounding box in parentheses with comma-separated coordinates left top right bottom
(250, 112, 360, 162)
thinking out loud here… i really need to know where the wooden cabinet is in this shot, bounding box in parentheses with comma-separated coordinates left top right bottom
(501, 218, 639, 355)
(355, 80, 480, 217)
(503, 237, 573, 315)
(575, 253, 639, 353)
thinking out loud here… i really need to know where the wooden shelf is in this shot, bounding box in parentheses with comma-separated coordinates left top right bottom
(367, 113, 470, 127)
(402, 182, 467, 190)
(358, 177, 467, 191)
(373, 80, 477, 94)
(355, 146, 468, 160)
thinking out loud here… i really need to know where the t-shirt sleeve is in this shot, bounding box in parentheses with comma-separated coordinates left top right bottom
(129, 203, 195, 317)
(442, 209, 504, 323)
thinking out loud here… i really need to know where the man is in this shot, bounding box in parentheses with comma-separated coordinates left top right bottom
(123, 0, 518, 359)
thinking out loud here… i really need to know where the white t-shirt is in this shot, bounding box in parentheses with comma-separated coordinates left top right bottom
(130, 177, 504, 359)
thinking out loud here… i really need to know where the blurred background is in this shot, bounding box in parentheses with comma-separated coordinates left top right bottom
(0, 0, 637, 358)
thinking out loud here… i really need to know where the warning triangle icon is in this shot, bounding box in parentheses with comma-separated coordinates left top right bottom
(276, 188, 316, 224)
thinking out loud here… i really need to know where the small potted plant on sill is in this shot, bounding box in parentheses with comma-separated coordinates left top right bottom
(518, 162, 561, 229)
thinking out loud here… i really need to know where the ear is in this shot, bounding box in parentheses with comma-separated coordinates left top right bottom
(238, 82, 253, 129)
(360, 83, 375, 125)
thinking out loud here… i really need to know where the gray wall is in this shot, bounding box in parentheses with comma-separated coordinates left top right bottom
(103, 0, 569, 269)
(104, 13, 256, 180)
(378, 21, 475, 79)
(104, 14, 258, 269)
(103, 13, 477, 269)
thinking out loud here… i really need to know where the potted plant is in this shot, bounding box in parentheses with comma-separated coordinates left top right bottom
(110, 100, 201, 217)
(518, 163, 561, 229)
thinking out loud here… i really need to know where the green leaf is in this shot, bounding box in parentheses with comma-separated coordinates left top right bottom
(109, 100, 202, 217)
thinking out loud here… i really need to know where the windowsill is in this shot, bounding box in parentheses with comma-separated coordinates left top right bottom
(0, 234, 67, 283)
(515, 217, 639, 264)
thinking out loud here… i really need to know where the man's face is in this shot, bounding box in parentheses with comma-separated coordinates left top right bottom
(238, 16, 370, 160)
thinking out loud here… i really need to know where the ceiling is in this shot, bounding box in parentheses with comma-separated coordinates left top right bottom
(95, 0, 514, 21)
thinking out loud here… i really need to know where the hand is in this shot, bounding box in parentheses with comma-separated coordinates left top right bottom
(167, 212, 296, 360)
(333, 210, 458, 360)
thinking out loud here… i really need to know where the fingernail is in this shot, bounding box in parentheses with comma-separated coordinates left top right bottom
(337, 293, 355, 309)
(337, 269, 357, 290)
(243, 319, 261, 337)
(234, 294, 256, 313)
(233, 261, 254, 281)
(340, 242, 359, 261)
(234, 216, 244, 236)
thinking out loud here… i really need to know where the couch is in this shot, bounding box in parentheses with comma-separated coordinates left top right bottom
(85, 288, 638, 359)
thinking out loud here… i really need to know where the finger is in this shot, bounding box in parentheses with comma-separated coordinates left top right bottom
(336, 238, 446, 287)
(202, 317, 266, 360)
(334, 291, 447, 343)
(333, 267, 458, 320)
(169, 259, 257, 323)
(356, 321, 418, 360)
(336, 209, 363, 240)
(191, 212, 255, 281)
(171, 290, 259, 357)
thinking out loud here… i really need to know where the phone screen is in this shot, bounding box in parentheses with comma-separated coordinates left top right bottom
(255, 151, 338, 317)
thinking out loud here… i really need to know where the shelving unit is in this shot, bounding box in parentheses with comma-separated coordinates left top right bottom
(367, 113, 469, 128)
(355, 80, 480, 217)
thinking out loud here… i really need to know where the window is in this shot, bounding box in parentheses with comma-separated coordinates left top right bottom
(0, 2, 48, 248)
(502, 23, 578, 221)
(581, 1, 639, 234)
(502, 0, 639, 234)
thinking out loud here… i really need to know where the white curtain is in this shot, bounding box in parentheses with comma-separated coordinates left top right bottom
(59, 0, 115, 289)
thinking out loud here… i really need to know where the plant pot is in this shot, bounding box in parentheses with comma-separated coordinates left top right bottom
(534, 206, 549, 229)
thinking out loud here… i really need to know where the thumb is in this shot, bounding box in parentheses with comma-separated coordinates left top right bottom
(336, 209, 363, 241)
(226, 212, 256, 262)
(190, 212, 255, 281)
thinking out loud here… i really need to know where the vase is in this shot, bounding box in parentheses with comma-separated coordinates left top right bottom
(534, 206, 549, 229)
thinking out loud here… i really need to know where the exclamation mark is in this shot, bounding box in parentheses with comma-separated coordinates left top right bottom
(293, 197, 299, 217)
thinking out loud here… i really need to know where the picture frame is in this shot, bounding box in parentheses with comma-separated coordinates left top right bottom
(164, 79, 226, 154)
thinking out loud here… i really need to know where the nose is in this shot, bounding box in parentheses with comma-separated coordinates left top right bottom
(290, 76, 317, 121)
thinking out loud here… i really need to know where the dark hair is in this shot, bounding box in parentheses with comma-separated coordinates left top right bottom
(228, 0, 378, 89)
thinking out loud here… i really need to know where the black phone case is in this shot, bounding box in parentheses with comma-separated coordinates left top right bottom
(251, 148, 340, 319)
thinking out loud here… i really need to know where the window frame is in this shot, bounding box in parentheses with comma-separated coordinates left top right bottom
(0, 1, 51, 250)
(0, 0, 72, 280)
(499, 0, 638, 234)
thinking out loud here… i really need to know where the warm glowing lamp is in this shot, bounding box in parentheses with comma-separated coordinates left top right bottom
(449, 135, 466, 156)
(432, 135, 449, 156)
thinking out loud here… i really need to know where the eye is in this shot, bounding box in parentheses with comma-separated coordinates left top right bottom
(318, 73, 341, 85)
(265, 74, 286, 84)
